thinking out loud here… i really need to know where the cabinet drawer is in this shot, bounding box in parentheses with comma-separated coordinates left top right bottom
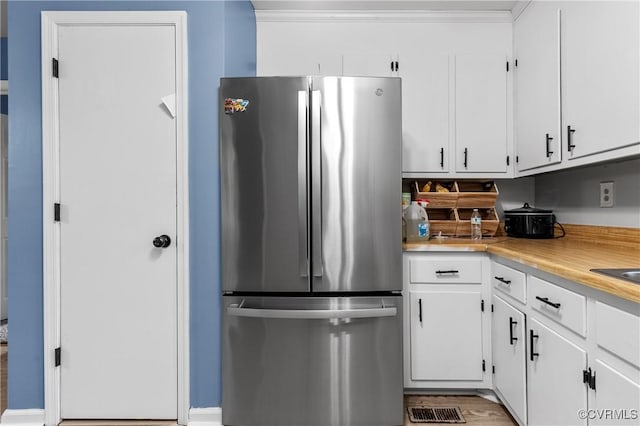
(528, 276, 587, 336)
(409, 258, 483, 284)
(595, 302, 640, 368)
(491, 262, 526, 303)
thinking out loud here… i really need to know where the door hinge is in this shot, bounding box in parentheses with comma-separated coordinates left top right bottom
(54, 203, 61, 222)
(506, 61, 510, 72)
(482, 360, 486, 372)
(506, 155, 510, 166)
(52, 58, 59, 78)
(583, 368, 596, 390)
(481, 299, 485, 312)
(492, 365, 495, 374)
(55, 347, 61, 367)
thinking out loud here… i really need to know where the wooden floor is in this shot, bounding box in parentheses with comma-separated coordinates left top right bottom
(405, 395, 516, 426)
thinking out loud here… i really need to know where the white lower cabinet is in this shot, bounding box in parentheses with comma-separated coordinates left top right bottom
(590, 359, 640, 426)
(527, 317, 588, 426)
(492, 295, 527, 424)
(410, 290, 483, 381)
(490, 259, 640, 426)
(404, 253, 491, 389)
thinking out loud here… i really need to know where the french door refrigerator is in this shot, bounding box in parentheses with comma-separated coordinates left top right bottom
(220, 76, 402, 426)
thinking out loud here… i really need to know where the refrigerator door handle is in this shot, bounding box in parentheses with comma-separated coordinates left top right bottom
(227, 305, 397, 320)
(298, 91, 309, 278)
(311, 90, 323, 279)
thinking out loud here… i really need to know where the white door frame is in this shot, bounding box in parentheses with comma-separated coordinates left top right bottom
(41, 11, 189, 426)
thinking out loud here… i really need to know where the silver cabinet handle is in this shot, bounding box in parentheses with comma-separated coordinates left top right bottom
(227, 306, 397, 319)
(297, 90, 309, 279)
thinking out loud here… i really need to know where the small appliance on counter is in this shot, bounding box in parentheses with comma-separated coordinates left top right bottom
(504, 203, 565, 239)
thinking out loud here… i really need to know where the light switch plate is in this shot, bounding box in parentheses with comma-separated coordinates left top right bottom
(600, 181, 614, 208)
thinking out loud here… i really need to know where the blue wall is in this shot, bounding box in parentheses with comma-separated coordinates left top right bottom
(7, 0, 255, 410)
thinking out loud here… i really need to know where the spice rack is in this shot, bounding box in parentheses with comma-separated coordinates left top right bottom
(402, 179, 500, 237)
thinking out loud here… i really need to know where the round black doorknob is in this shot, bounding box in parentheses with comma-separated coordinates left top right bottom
(153, 235, 171, 248)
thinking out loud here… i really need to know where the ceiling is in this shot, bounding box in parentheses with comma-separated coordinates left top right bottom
(252, 0, 522, 11)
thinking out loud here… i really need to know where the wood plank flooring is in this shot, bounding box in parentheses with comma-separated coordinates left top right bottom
(405, 395, 516, 426)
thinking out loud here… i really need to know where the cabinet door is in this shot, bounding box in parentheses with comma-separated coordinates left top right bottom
(563, 1, 640, 160)
(409, 290, 483, 381)
(492, 295, 527, 424)
(528, 318, 587, 426)
(514, 2, 562, 171)
(342, 53, 396, 77)
(400, 54, 450, 173)
(257, 51, 343, 76)
(590, 359, 640, 426)
(455, 53, 508, 173)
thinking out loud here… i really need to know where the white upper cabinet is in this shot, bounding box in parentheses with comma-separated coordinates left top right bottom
(514, 0, 640, 175)
(562, 0, 640, 160)
(455, 53, 509, 173)
(513, 2, 562, 171)
(342, 53, 397, 77)
(257, 51, 343, 76)
(400, 54, 451, 173)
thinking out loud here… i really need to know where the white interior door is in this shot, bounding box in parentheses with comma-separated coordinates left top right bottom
(58, 24, 178, 419)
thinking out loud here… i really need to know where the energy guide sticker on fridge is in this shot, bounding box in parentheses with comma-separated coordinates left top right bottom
(224, 98, 250, 114)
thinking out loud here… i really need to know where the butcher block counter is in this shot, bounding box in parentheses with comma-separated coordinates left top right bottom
(404, 225, 640, 303)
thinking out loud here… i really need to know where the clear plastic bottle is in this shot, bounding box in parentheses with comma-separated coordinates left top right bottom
(471, 209, 482, 240)
(404, 201, 430, 242)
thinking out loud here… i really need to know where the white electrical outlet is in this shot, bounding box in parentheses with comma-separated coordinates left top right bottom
(600, 181, 614, 208)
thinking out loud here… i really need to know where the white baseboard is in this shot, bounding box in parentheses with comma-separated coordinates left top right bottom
(0, 409, 45, 426)
(188, 407, 221, 426)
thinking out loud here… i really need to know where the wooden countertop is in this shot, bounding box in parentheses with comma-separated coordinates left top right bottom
(404, 225, 640, 303)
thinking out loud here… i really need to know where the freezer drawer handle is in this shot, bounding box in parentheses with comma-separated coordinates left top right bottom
(227, 305, 397, 319)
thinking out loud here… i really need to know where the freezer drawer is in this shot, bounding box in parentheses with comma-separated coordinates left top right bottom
(222, 296, 403, 426)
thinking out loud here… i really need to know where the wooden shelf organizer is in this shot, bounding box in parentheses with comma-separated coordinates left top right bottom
(406, 180, 500, 237)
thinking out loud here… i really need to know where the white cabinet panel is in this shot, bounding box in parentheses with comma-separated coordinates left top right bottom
(492, 295, 527, 424)
(590, 359, 640, 426)
(595, 301, 640, 368)
(492, 261, 527, 304)
(410, 290, 483, 381)
(455, 53, 508, 173)
(400, 54, 450, 173)
(258, 51, 343, 76)
(527, 318, 587, 426)
(562, 0, 640, 160)
(342, 53, 395, 77)
(528, 275, 587, 337)
(514, 2, 562, 171)
(409, 257, 483, 284)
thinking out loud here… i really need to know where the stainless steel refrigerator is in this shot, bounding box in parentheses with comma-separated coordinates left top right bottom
(220, 76, 403, 426)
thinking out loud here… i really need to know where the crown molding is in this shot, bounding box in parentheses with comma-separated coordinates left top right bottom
(255, 9, 513, 23)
